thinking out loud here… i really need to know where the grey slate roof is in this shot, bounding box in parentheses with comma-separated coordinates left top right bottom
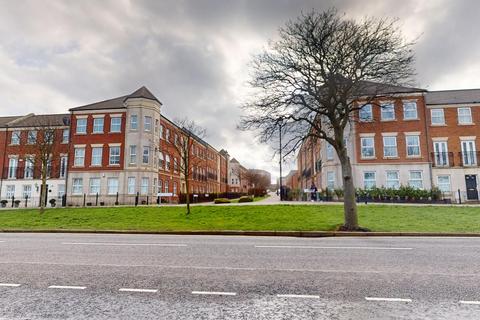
(70, 86, 161, 111)
(0, 114, 69, 128)
(426, 89, 480, 105)
(356, 80, 426, 96)
(0, 116, 22, 127)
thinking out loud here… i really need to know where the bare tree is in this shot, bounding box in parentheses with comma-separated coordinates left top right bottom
(172, 118, 207, 215)
(24, 120, 64, 213)
(240, 9, 415, 230)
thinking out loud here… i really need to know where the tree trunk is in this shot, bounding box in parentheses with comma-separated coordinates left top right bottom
(185, 177, 191, 215)
(40, 173, 47, 214)
(338, 150, 359, 230)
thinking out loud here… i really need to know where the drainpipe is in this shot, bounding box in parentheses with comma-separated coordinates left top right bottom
(422, 93, 434, 189)
(0, 125, 8, 199)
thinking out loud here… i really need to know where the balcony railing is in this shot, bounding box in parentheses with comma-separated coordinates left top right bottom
(2, 164, 65, 180)
(430, 152, 454, 167)
(459, 151, 480, 167)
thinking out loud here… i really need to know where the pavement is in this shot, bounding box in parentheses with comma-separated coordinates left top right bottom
(1, 234, 480, 319)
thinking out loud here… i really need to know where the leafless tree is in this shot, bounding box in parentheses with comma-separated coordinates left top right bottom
(172, 118, 207, 215)
(24, 119, 64, 213)
(240, 9, 415, 230)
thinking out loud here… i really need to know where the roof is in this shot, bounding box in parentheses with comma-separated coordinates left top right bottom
(355, 80, 426, 96)
(0, 116, 22, 127)
(230, 158, 240, 164)
(70, 86, 161, 111)
(426, 89, 480, 105)
(0, 113, 69, 128)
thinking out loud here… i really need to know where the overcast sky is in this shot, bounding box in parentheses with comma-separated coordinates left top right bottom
(1, 0, 479, 180)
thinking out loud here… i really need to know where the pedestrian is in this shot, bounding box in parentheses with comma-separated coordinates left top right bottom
(310, 183, 318, 202)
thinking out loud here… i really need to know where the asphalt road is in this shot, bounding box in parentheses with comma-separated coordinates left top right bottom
(1, 233, 480, 319)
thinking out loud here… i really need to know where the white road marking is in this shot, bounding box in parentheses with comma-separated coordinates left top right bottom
(365, 297, 412, 302)
(62, 242, 187, 247)
(192, 291, 237, 296)
(119, 288, 158, 293)
(48, 285, 86, 290)
(277, 294, 320, 299)
(255, 245, 413, 250)
(0, 283, 21, 287)
(460, 300, 480, 305)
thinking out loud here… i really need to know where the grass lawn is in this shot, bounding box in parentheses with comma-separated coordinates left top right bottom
(0, 204, 479, 233)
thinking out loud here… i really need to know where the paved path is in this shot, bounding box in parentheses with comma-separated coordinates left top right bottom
(1, 233, 480, 319)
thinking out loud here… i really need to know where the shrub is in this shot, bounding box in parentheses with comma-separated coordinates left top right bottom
(214, 198, 231, 204)
(238, 196, 253, 203)
(334, 188, 344, 199)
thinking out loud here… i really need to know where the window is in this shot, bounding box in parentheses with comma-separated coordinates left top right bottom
(24, 157, 34, 179)
(326, 143, 334, 160)
(130, 115, 138, 130)
(160, 125, 164, 138)
(164, 180, 169, 193)
(458, 107, 472, 124)
(141, 177, 149, 195)
(409, 171, 423, 189)
(128, 177, 136, 195)
(45, 158, 52, 178)
(6, 185, 15, 198)
(174, 134, 179, 145)
(129, 145, 137, 164)
(173, 182, 177, 195)
(89, 178, 101, 195)
(107, 178, 119, 195)
(72, 178, 83, 195)
(144, 116, 152, 132)
(158, 152, 165, 169)
(158, 180, 163, 193)
(76, 118, 87, 134)
(58, 184, 65, 198)
(403, 101, 418, 120)
(109, 146, 120, 165)
(383, 136, 397, 157)
(60, 156, 67, 178)
(62, 129, 69, 143)
(22, 185, 32, 199)
(381, 103, 395, 121)
(74, 147, 85, 166)
(166, 128, 170, 141)
(44, 130, 55, 145)
(461, 140, 477, 166)
(142, 146, 150, 164)
(326, 171, 335, 189)
(8, 158, 18, 178)
(360, 137, 375, 158)
(165, 154, 171, 170)
(359, 104, 373, 121)
(437, 175, 451, 192)
(406, 135, 420, 157)
(174, 158, 178, 172)
(430, 109, 445, 125)
(155, 119, 159, 133)
(27, 130, 37, 144)
(153, 178, 157, 194)
(386, 171, 399, 189)
(363, 172, 376, 189)
(93, 118, 104, 133)
(91, 147, 103, 166)
(11, 131, 20, 145)
(110, 117, 122, 132)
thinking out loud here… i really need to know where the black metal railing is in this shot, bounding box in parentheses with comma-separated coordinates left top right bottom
(458, 151, 480, 167)
(430, 152, 454, 167)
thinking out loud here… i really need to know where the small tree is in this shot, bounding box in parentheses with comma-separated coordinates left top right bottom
(24, 120, 63, 213)
(172, 118, 207, 215)
(240, 9, 415, 230)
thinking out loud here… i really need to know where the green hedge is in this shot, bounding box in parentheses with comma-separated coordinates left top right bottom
(356, 186, 443, 201)
(214, 198, 231, 204)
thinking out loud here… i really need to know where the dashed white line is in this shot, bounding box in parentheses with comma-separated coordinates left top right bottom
(192, 291, 237, 296)
(365, 297, 412, 302)
(48, 285, 86, 290)
(119, 288, 158, 293)
(460, 300, 480, 305)
(255, 245, 413, 250)
(0, 283, 21, 287)
(277, 294, 320, 299)
(62, 242, 187, 247)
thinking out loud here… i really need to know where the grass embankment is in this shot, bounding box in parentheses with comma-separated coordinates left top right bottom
(0, 204, 479, 233)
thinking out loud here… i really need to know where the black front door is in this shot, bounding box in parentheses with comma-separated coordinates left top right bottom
(465, 175, 478, 200)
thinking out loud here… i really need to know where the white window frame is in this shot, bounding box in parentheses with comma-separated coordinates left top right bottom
(144, 116, 152, 132)
(11, 131, 20, 145)
(359, 104, 373, 122)
(409, 171, 423, 189)
(109, 146, 121, 165)
(326, 143, 334, 160)
(130, 114, 138, 130)
(142, 146, 150, 165)
(406, 135, 420, 157)
(24, 157, 34, 179)
(22, 185, 32, 199)
(76, 118, 87, 134)
(59, 156, 67, 178)
(89, 178, 101, 195)
(165, 154, 171, 170)
(27, 130, 37, 144)
(110, 117, 122, 133)
(437, 175, 451, 192)
(127, 177, 136, 195)
(62, 129, 69, 143)
(363, 172, 376, 189)
(403, 101, 418, 120)
(129, 145, 137, 165)
(381, 103, 395, 121)
(93, 118, 104, 133)
(91, 147, 103, 166)
(164, 180, 169, 193)
(74, 147, 85, 167)
(386, 171, 400, 189)
(326, 171, 335, 189)
(107, 178, 119, 195)
(430, 109, 445, 125)
(6, 185, 15, 198)
(72, 178, 83, 195)
(383, 136, 398, 158)
(8, 158, 18, 179)
(360, 137, 375, 159)
(458, 107, 473, 124)
(461, 140, 477, 166)
(141, 177, 149, 195)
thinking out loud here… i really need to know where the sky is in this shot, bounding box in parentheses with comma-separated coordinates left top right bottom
(1, 0, 480, 181)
